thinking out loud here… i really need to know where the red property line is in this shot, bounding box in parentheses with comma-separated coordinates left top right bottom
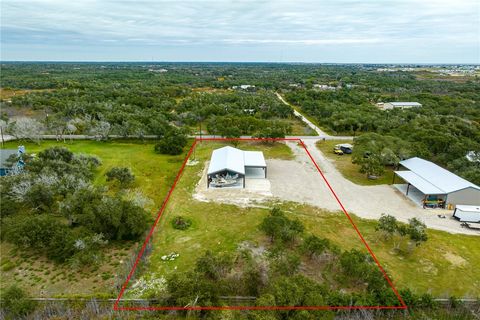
(114, 137, 407, 311)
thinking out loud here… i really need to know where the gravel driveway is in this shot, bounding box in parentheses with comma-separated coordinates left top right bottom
(287, 140, 478, 235)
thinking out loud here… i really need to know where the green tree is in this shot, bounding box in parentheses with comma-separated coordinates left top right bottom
(154, 130, 188, 155)
(195, 250, 234, 280)
(260, 207, 304, 244)
(301, 235, 330, 259)
(375, 214, 399, 240)
(406, 218, 428, 250)
(105, 167, 135, 187)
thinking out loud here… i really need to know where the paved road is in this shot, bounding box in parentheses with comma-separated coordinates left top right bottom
(2, 134, 353, 142)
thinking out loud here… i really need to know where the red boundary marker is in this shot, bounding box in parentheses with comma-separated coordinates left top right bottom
(113, 137, 407, 311)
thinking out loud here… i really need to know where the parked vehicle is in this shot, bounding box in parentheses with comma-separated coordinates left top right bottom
(334, 143, 353, 155)
(333, 146, 344, 155)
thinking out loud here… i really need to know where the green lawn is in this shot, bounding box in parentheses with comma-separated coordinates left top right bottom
(138, 140, 480, 298)
(3, 139, 189, 209)
(315, 140, 399, 186)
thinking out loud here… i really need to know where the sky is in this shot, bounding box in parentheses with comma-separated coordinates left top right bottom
(1, 0, 479, 63)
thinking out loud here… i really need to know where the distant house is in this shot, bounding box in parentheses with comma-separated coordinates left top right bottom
(233, 84, 255, 90)
(148, 68, 168, 73)
(0, 149, 18, 176)
(380, 102, 422, 110)
(313, 84, 336, 91)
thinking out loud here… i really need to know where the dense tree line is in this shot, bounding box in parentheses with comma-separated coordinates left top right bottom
(0, 147, 150, 264)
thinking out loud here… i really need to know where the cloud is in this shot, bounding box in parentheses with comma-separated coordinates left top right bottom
(1, 0, 478, 62)
(223, 39, 383, 45)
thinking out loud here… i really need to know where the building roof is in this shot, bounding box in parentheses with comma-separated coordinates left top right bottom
(207, 146, 266, 176)
(388, 102, 422, 107)
(395, 157, 480, 194)
(0, 149, 17, 168)
(244, 151, 267, 167)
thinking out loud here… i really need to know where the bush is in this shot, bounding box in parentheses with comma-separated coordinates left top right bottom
(171, 216, 192, 230)
(105, 167, 135, 187)
(260, 207, 304, 244)
(1, 285, 37, 317)
(154, 131, 188, 155)
(4, 215, 75, 262)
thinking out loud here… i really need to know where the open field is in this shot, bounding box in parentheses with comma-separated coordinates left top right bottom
(0, 88, 54, 101)
(315, 139, 395, 186)
(132, 140, 480, 298)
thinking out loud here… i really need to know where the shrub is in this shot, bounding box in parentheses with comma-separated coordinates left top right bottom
(171, 216, 192, 230)
(1, 285, 37, 317)
(105, 167, 135, 187)
(4, 215, 75, 263)
(260, 207, 304, 244)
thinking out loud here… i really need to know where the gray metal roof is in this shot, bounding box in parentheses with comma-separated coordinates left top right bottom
(396, 157, 480, 194)
(244, 151, 266, 167)
(207, 146, 266, 176)
(0, 149, 18, 168)
(388, 102, 422, 106)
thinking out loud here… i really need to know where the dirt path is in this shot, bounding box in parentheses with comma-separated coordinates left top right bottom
(275, 92, 331, 137)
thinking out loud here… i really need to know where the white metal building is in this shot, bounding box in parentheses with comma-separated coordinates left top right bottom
(393, 157, 480, 207)
(382, 102, 422, 110)
(207, 146, 267, 188)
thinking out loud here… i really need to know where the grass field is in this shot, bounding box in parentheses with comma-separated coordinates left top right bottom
(315, 139, 399, 186)
(135, 140, 480, 298)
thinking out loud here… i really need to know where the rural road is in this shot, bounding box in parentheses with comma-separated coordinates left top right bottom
(275, 92, 332, 137)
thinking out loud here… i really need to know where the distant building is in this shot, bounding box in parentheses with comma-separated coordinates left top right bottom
(313, 84, 336, 91)
(232, 85, 255, 90)
(380, 102, 422, 110)
(148, 68, 168, 73)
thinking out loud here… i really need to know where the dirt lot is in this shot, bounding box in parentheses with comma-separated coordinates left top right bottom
(194, 140, 478, 236)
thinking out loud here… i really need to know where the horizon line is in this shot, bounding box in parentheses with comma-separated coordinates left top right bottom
(1, 60, 479, 65)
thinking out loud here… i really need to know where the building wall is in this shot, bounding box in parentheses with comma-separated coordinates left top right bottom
(447, 187, 480, 206)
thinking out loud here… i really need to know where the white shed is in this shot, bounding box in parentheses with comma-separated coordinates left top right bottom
(207, 146, 266, 188)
